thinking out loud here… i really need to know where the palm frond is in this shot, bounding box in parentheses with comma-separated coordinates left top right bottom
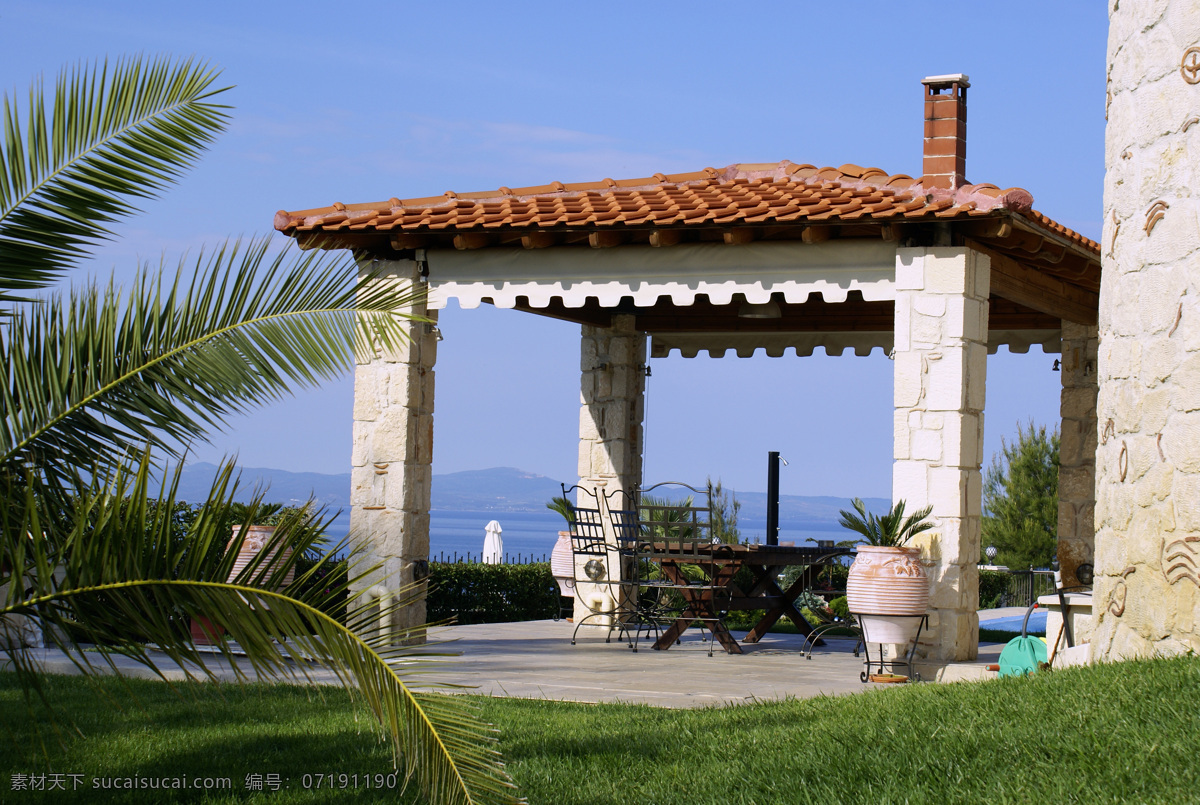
(1, 238, 423, 488)
(838, 498, 934, 547)
(0, 56, 229, 299)
(1, 455, 521, 805)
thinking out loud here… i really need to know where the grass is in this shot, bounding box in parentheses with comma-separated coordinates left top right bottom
(4, 655, 1200, 803)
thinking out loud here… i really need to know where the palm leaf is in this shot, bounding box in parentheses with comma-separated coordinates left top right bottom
(1, 238, 422, 491)
(0, 57, 229, 300)
(1, 455, 521, 805)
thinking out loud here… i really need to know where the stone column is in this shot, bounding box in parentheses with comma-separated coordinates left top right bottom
(892, 246, 990, 662)
(349, 258, 437, 644)
(1058, 321, 1099, 588)
(575, 314, 646, 622)
(1095, 1, 1200, 659)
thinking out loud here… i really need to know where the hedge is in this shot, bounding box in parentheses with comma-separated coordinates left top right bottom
(425, 561, 560, 625)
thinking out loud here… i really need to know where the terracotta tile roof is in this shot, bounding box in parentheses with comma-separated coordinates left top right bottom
(274, 160, 1099, 256)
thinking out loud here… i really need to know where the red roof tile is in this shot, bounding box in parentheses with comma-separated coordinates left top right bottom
(274, 161, 1099, 255)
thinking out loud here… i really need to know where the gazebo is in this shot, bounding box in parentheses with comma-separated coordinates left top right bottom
(275, 75, 1100, 661)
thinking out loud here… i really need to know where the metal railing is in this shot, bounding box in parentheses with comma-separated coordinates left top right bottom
(430, 551, 548, 564)
(979, 565, 1058, 609)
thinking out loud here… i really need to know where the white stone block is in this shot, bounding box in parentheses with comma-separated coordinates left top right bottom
(924, 250, 969, 294)
(1171, 472, 1200, 532)
(893, 351, 924, 408)
(925, 350, 967, 411)
(893, 298, 912, 353)
(893, 409, 911, 460)
(914, 295, 947, 318)
(913, 312, 944, 347)
(928, 466, 969, 519)
(577, 440, 594, 478)
(1141, 339, 1180, 386)
(942, 412, 980, 469)
(590, 441, 618, 479)
(966, 471, 982, 517)
(912, 429, 943, 462)
(1170, 411, 1200, 472)
(892, 460, 927, 505)
(894, 250, 925, 291)
(350, 466, 376, 507)
(972, 252, 990, 299)
(353, 366, 385, 422)
(1173, 353, 1200, 411)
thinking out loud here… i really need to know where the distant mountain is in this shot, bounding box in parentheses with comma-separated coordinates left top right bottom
(173, 463, 889, 530)
(428, 467, 565, 511)
(172, 462, 349, 509)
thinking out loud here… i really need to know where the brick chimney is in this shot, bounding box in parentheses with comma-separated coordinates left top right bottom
(921, 74, 969, 189)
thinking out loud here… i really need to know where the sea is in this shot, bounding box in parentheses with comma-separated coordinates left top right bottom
(427, 509, 851, 562)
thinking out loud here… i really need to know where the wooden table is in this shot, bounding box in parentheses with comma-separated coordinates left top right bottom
(647, 543, 853, 654)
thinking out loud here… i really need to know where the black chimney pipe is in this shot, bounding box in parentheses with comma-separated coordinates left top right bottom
(766, 451, 781, 546)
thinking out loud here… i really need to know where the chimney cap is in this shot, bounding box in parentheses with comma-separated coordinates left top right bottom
(921, 73, 970, 88)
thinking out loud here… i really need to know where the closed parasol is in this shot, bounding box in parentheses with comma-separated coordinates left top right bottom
(483, 520, 503, 564)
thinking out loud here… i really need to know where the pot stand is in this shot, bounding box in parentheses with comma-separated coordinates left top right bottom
(855, 613, 929, 683)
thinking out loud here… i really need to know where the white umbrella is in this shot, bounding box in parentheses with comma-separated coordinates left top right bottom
(483, 520, 503, 564)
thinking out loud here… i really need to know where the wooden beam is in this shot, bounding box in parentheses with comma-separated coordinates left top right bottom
(801, 225, 830, 244)
(960, 218, 1013, 240)
(512, 299, 614, 327)
(589, 231, 624, 248)
(881, 223, 907, 242)
(723, 228, 755, 245)
(649, 229, 683, 248)
(453, 233, 492, 250)
(295, 232, 344, 251)
(521, 232, 556, 249)
(966, 239, 1098, 325)
(390, 234, 430, 250)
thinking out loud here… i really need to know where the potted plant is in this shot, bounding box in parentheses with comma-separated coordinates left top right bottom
(192, 503, 305, 644)
(839, 498, 934, 644)
(547, 496, 576, 617)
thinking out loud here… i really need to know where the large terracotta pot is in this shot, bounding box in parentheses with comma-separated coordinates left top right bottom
(846, 545, 929, 644)
(551, 531, 575, 597)
(227, 525, 295, 588)
(193, 525, 295, 645)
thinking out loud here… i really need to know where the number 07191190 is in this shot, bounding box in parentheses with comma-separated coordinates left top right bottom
(301, 773, 400, 790)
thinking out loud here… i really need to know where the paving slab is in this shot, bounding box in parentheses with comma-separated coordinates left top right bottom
(8, 618, 1005, 708)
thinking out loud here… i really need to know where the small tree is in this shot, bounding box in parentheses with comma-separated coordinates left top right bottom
(707, 477, 741, 544)
(982, 421, 1060, 569)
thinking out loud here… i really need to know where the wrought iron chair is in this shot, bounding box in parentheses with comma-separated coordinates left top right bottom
(563, 484, 642, 649)
(634, 482, 732, 654)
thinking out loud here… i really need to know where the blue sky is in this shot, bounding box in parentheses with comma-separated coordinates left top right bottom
(0, 2, 1107, 498)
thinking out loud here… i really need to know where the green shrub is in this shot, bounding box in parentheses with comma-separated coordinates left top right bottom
(293, 554, 348, 623)
(829, 595, 849, 621)
(426, 561, 559, 625)
(979, 569, 1013, 609)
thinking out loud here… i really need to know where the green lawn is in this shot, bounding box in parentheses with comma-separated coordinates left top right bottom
(3, 655, 1199, 804)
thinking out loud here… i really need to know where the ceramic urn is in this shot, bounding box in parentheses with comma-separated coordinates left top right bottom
(846, 545, 929, 643)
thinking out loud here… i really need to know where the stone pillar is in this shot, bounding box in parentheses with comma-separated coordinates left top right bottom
(575, 314, 646, 622)
(1095, 2, 1200, 659)
(1058, 321, 1099, 588)
(349, 259, 437, 644)
(892, 246, 990, 662)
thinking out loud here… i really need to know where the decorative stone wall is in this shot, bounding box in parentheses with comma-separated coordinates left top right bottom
(1058, 321, 1099, 587)
(1095, 2, 1200, 659)
(575, 314, 646, 623)
(892, 246, 990, 662)
(349, 258, 438, 643)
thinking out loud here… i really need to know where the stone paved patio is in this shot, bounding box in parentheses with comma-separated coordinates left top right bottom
(12, 616, 1011, 708)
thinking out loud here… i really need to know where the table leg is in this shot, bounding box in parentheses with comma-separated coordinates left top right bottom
(743, 565, 818, 643)
(650, 562, 743, 654)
